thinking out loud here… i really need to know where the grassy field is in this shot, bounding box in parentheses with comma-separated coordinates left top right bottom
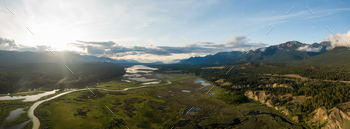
(35, 74, 306, 129)
(0, 100, 32, 127)
(5, 112, 30, 127)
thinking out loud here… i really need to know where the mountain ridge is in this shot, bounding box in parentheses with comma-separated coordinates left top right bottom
(0, 50, 140, 64)
(178, 41, 332, 65)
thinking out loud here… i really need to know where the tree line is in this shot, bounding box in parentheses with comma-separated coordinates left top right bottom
(0, 63, 128, 94)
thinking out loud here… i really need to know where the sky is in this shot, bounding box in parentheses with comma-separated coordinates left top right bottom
(0, 0, 349, 63)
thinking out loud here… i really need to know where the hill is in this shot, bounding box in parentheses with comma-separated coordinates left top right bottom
(294, 47, 350, 66)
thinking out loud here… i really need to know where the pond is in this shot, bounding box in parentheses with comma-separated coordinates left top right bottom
(123, 65, 159, 82)
(181, 90, 191, 93)
(4, 108, 26, 121)
(0, 108, 27, 128)
(194, 79, 211, 90)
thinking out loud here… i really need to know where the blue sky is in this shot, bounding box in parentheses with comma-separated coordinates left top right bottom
(0, 0, 349, 63)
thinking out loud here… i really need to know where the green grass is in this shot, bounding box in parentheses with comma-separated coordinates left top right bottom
(95, 80, 142, 90)
(294, 47, 350, 67)
(34, 74, 306, 129)
(0, 100, 32, 127)
(163, 70, 182, 73)
(5, 112, 30, 127)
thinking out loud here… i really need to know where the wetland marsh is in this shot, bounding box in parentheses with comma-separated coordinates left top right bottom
(1, 65, 305, 129)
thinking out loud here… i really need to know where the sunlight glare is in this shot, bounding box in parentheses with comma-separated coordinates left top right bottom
(23, 24, 86, 51)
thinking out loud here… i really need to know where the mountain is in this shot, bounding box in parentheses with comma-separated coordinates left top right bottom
(178, 51, 245, 64)
(178, 41, 331, 64)
(235, 41, 331, 63)
(150, 61, 165, 64)
(294, 47, 350, 66)
(0, 50, 140, 64)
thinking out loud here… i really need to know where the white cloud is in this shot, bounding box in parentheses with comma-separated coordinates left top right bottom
(0, 34, 268, 63)
(64, 35, 268, 63)
(2, 1, 347, 63)
(325, 30, 350, 48)
(0, 37, 48, 51)
(297, 45, 322, 52)
(259, 47, 267, 52)
(223, 35, 267, 51)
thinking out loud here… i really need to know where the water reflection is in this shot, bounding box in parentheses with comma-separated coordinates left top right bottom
(182, 90, 191, 93)
(123, 65, 159, 82)
(194, 79, 211, 90)
(0, 90, 58, 102)
(4, 108, 26, 122)
(128, 77, 156, 82)
(0, 108, 27, 129)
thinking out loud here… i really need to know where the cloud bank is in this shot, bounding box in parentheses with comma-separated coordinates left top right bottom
(0, 35, 268, 62)
(297, 45, 323, 52)
(325, 30, 350, 48)
(69, 35, 268, 57)
(296, 30, 350, 53)
(0, 37, 47, 51)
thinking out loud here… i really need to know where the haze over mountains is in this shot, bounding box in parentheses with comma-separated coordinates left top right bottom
(0, 50, 139, 64)
(178, 41, 334, 65)
(2, 40, 350, 66)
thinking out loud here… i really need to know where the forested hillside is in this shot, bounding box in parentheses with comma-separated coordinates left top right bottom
(294, 47, 350, 66)
(0, 63, 129, 94)
(0, 50, 139, 64)
(155, 62, 350, 128)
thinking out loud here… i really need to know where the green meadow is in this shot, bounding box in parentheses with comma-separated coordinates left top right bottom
(0, 100, 32, 128)
(35, 74, 305, 129)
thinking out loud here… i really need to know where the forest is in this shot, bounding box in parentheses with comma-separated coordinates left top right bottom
(0, 63, 129, 94)
(155, 62, 350, 117)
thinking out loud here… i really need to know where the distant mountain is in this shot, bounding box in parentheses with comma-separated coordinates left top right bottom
(178, 41, 331, 64)
(0, 50, 140, 64)
(150, 61, 165, 64)
(236, 41, 331, 64)
(178, 51, 245, 64)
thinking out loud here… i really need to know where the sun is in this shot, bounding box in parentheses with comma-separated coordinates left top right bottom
(21, 23, 87, 51)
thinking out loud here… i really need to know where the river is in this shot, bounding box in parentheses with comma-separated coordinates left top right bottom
(2, 65, 168, 129)
(0, 90, 58, 102)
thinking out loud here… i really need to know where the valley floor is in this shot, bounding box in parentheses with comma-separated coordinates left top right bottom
(33, 74, 305, 129)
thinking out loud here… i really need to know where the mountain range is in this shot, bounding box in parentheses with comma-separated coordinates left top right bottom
(1, 40, 346, 66)
(0, 50, 139, 64)
(178, 41, 334, 65)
